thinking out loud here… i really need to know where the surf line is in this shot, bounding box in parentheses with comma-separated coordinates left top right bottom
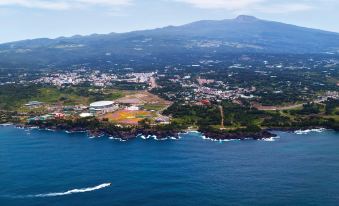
(11, 183, 111, 198)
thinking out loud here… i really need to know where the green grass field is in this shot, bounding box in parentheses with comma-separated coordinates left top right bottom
(0, 85, 126, 110)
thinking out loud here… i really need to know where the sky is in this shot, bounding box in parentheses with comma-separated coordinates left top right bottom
(0, 0, 338, 43)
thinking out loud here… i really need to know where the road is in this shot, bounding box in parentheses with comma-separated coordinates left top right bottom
(219, 105, 225, 128)
(150, 77, 158, 89)
(254, 98, 328, 111)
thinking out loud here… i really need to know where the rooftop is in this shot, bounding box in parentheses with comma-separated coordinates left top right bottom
(90, 101, 114, 107)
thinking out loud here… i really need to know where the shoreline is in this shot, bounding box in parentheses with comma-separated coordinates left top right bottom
(2, 122, 333, 142)
(14, 123, 182, 141)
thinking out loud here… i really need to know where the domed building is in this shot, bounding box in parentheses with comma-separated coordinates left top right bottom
(89, 101, 118, 114)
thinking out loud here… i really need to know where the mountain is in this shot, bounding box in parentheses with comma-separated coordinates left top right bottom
(1, 15, 339, 68)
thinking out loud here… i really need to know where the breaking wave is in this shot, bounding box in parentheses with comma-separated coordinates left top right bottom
(261, 136, 280, 142)
(8, 183, 111, 198)
(294, 128, 326, 135)
(138, 134, 180, 141)
(201, 135, 240, 143)
(0, 123, 13, 126)
(109, 136, 127, 142)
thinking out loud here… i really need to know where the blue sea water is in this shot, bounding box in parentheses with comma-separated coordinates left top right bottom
(0, 126, 339, 206)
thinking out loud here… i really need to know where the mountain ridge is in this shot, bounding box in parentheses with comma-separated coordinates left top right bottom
(1, 15, 339, 68)
(3, 15, 339, 45)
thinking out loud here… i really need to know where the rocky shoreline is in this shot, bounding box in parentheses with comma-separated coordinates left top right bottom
(201, 130, 276, 141)
(5, 122, 333, 142)
(16, 122, 276, 141)
(96, 128, 181, 141)
(16, 123, 182, 141)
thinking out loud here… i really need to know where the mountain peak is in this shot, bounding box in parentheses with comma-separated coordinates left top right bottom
(234, 15, 258, 22)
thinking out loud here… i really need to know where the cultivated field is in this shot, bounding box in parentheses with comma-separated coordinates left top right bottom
(115, 91, 171, 108)
(102, 110, 153, 125)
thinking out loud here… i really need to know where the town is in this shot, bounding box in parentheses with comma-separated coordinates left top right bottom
(0, 53, 338, 139)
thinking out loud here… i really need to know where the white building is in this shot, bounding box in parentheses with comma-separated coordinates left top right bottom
(89, 101, 118, 114)
(79, 113, 94, 118)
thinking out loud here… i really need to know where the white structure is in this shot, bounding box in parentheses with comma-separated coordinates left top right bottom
(25, 101, 44, 108)
(79, 113, 94, 118)
(89, 101, 118, 114)
(126, 105, 140, 111)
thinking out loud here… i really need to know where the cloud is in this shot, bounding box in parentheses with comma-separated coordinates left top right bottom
(0, 0, 315, 13)
(255, 3, 313, 13)
(174, 0, 264, 10)
(174, 0, 313, 13)
(0, 0, 132, 10)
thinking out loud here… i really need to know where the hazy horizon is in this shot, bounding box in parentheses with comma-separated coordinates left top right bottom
(1, 0, 339, 43)
(2, 14, 339, 44)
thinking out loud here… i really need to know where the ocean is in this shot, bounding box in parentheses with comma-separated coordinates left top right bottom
(0, 126, 339, 206)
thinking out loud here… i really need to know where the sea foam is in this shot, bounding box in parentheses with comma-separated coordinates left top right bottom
(12, 183, 111, 198)
(0, 123, 13, 126)
(294, 128, 326, 135)
(138, 134, 180, 141)
(201, 135, 240, 143)
(109, 136, 127, 142)
(261, 136, 280, 142)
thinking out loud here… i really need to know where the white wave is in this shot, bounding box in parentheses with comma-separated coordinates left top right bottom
(65, 130, 86, 134)
(88, 133, 105, 139)
(139, 135, 151, 140)
(109, 136, 127, 142)
(28, 126, 39, 129)
(294, 128, 326, 135)
(169, 136, 180, 140)
(262, 137, 275, 142)
(145, 135, 165, 141)
(185, 130, 200, 134)
(202, 136, 239, 143)
(179, 131, 201, 136)
(23, 183, 111, 198)
(138, 134, 180, 141)
(158, 136, 181, 141)
(0, 123, 13, 126)
(16, 126, 37, 130)
(189, 131, 200, 133)
(37, 128, 56, 132)
(261, 136, 280, 142)
(154, 138, 167, 141)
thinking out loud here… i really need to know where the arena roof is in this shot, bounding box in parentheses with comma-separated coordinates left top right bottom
(90, 101, 114, 107)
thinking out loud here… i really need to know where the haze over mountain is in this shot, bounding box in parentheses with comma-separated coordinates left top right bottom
(1, 15, 339, 68)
